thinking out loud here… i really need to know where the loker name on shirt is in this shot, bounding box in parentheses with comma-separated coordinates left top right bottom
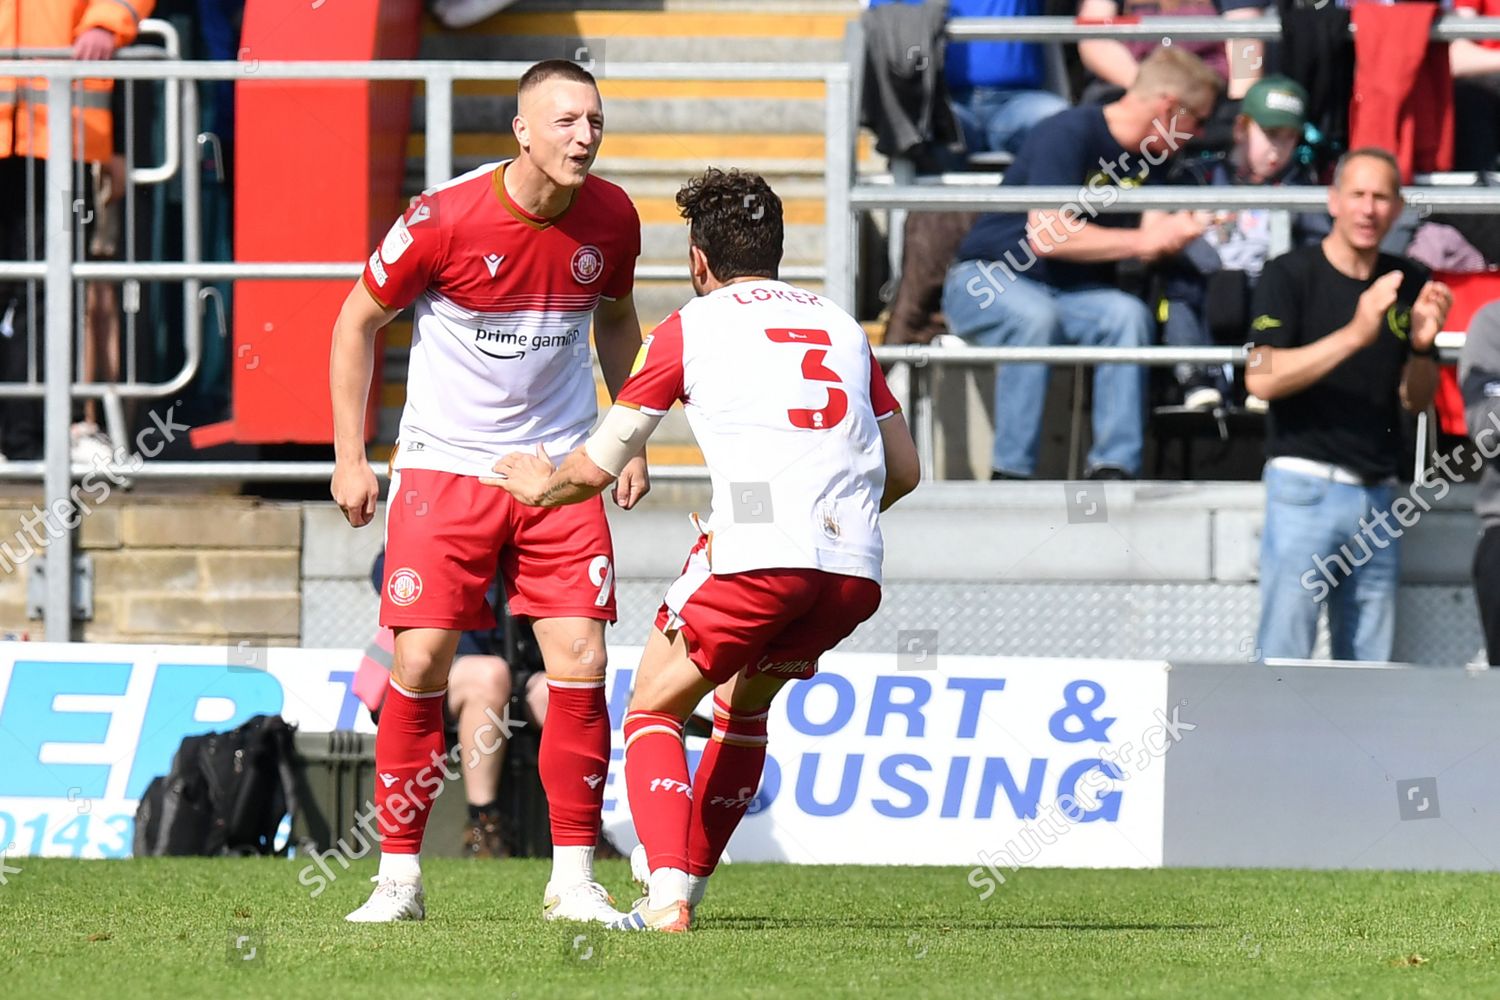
(730, 286, 823, 308)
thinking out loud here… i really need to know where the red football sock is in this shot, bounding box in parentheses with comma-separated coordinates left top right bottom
(623, 710, 692, 873)
(688, 697, 769, 877)
(540, 680, 611, 847)
(374, 679, 449, 855)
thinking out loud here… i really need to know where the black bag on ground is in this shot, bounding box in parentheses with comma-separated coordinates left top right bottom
(133, 714, 300, 857)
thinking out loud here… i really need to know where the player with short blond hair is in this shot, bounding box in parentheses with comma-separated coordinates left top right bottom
(330, 58, 646, 924)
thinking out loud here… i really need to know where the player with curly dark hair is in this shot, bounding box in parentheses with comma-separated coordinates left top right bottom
(673, 167, 785, 283)
(488, 168, 922, 931)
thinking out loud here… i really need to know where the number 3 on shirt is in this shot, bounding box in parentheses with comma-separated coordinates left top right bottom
(765, 328, 848, 430)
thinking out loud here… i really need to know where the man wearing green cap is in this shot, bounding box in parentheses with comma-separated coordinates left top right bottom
(1158, 75, 1317, 411)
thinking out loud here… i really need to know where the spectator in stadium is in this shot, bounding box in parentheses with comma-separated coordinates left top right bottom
(1076, 0, 1266, 101)
(1461, 302, 1500, 665)
(1159, 75, 1316, 410)
(72, 153, 127, 467)
(869, 0, 1070, 162)
(365, 549, 548, 859)
(0, 0, 153, 462)
(941, 46, 1220, 480)
(1248, 147, 1452, 662)
(1451, 0, 1500, 173)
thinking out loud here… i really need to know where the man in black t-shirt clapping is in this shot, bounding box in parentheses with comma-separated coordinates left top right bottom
(1247, 147, 1452, 662)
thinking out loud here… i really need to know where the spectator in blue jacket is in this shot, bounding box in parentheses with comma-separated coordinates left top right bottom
(870, 0, 1070, 157)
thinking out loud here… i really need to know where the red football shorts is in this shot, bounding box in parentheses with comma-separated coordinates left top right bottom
(380, 468, 616, 629)
(654, 538, 882, 685)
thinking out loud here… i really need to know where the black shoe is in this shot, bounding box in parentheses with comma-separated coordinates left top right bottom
(1085, 465, 1133, 481)
(462, 814, 512, 859)
(990, 469, 1031, 481)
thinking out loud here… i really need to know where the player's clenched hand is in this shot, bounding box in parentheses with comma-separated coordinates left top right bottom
(482, 445, 555, 504)
(614, 454, 650, 510)
(331, 460, 379, 528)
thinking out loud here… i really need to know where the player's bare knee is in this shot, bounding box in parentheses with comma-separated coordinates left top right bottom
(391, 628, 458, 691)
(533, 618, 608, 682)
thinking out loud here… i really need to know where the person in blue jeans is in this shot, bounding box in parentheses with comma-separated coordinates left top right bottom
(869, 0, 1069, 158)
(1246, 148, 1452, 662)
(941, 46, 1220, 479)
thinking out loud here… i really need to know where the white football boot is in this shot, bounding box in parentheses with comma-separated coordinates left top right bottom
(345, 875, 425, 923)
(543, 879, 623, 923)
(630, 843, 708, 915)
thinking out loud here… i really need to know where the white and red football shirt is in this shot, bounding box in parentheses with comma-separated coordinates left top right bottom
(615, 280, 901, 584)
(361, 160, 641, 476)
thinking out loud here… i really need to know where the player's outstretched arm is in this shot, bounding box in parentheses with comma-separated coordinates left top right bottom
(880, 413, 921, 512)
(484, 444, 616, 507)
(330, 281, 400, 527)
(484, 404, 664, 507)
(593, 293, 651, 509)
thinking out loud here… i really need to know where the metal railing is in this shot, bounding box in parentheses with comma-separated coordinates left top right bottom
(3, 13, 1500, 634)
(0, 52, 854, 638)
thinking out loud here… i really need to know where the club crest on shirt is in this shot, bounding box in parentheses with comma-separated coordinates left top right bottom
(571, 244, 605, 284)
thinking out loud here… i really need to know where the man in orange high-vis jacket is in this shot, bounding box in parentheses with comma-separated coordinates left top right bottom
(0, 0, 152, 461)
(1, 0, 155, 161)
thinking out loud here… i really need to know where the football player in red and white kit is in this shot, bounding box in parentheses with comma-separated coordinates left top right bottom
(329, 60, 648, 924)
(489, 168, 922, 932)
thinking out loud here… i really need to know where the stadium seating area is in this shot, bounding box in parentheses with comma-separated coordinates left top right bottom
(361, 0, 1500, 482)
(4, 0, 1498, 484)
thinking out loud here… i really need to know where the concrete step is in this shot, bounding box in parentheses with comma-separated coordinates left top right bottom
(403, 156, 841, 191)
(399, 160, 840, 194)
(421, 32, 843, 65)
(418, 94, 826, 137)
(408, 130, 871, 166)
(437, 8, 852, 36)
(450, 78, 827, 99)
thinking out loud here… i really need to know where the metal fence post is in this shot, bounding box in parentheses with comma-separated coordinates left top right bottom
(181, 73, 202, 413)
(823, 62, 853, 312)
(44, 79, 75, 641)
(425, 70, 453, 190)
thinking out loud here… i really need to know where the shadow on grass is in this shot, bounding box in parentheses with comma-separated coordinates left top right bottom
(705, 916, 1226, 932)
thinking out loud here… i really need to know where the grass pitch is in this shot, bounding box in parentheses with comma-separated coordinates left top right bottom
(2, 859, 1498, 999)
